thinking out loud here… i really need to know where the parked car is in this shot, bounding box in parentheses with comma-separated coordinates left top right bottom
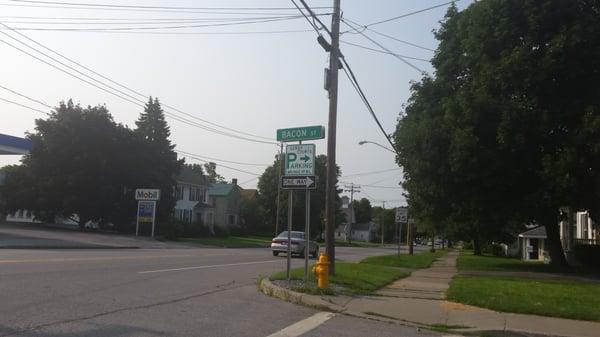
(271, 231, 319, 258)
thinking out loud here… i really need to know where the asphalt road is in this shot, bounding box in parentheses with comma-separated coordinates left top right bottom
(0, 244, 438, 337)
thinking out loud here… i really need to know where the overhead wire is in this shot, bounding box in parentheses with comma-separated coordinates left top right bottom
(0, 84, 53, 109)
(0, 21, 279, 144)
(176, 150, 269, 167)
(0, 96, 50, 115)
(342, 167, 401, 178)
(6, 1, 333, 11)
(340, 40, 430, 62)
(341, 18, 426, 74)
(364, 0, 459, 27)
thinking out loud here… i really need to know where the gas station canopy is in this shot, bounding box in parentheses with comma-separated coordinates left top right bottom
(0, 133, 33, 155)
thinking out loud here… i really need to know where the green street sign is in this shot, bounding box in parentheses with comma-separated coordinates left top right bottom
(276, 125, 325, 142)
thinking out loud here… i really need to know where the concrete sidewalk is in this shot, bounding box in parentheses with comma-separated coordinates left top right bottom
(262, 250, 600, 337)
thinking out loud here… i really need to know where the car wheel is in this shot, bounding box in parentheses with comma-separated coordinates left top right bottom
(272, 251, 279, 256)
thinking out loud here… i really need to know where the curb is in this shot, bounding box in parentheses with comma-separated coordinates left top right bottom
(258, 278, 346, 313)
(0, 245, 139, 249)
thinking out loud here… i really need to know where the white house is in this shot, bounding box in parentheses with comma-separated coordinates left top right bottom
(173, 166, 211, 225)
(350, 222, 377, 242)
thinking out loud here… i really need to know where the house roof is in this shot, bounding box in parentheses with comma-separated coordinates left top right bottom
(352, 222, 375, 231)
(208, 183, 235, 196)
(518, 226, 547, 238)
(176, 166, 206, 186)
(240, 189, 257, 199)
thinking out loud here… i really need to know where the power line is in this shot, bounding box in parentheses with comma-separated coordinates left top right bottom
(176, 150, 269, 167)
(341, 18, 426, 74)
(342, 17, 434, 52)
(340, 40, 430, 62)
(339, 56, 400, 154)
(342, 167, 401, 178)
(289, 0, 320, 34)
(7, 1, 332, 11)
(0, 84, 53, 108)
(3, 16, 312, 32)
(0, 22, 279, 144)
(239, 176, 259, 186)
(0, 96, 50, 115)
(178, 152, 261, 177)
(365, 0, 459, 27)
(0, 15, 315, 25)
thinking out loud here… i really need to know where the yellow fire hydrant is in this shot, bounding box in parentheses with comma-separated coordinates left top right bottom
(312, 252, 329, 289)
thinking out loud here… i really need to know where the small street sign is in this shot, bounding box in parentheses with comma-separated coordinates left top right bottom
(395, 207, 408, 223)
(277, 125, 325, 142)
(281, 175, 317, 189)
(285, 144, 315, 176)
(135, 189, 160, 201)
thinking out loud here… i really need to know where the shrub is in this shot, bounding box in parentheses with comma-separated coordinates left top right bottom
(482, 243, 504, 257)
(213, 224, 230, 237)
(574, 245, 600, 268)
(183, 220, 209, 237)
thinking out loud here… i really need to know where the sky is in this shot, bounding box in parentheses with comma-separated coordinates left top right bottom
(0, 0, 472, 208)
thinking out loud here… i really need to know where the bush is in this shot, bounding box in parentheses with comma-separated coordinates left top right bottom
(574, 245, 600, 268)
(162, 219, 184, 240)
(462, 241, 474, 250)
(213, 224, 230, 237)
(183, 220, 209, 237)
(482, 243, 504, 257)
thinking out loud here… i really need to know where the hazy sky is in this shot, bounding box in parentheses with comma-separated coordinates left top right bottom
(0, 0, 472, 208)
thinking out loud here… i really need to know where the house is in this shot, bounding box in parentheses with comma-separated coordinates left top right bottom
(335, 196, 355, 241)
(516, 209, 600, 262)
(350, 222, 378, 242)
(335, 224, 348, 241)
(199, 179, 242, 229)
(173, 166, 210, 225)
(518, 226, 547, 261)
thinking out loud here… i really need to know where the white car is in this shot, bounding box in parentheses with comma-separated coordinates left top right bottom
(271, 231, 319, 258)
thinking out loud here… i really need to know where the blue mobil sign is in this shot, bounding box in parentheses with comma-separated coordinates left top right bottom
(137, 201, 156, 223)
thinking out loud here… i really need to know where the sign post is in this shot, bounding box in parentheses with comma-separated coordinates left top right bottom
(396, 207, 408, 256)
(135, 189, 160, 238)
(276, 126, 324, 286)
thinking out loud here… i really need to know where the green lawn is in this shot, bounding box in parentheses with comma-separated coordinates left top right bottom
(270, 262, 409, 295)
(332, 240, 385, 248)
(360, 249, 447, 269)
(183, 235, 271, 248)
(457, 250, 548, 272)
(447, 275, 600, 321)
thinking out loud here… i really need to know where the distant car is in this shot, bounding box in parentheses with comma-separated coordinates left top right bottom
(271, 231, 319, 258)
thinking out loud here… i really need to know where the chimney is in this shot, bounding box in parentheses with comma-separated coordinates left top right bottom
(232, 178, 237, 185)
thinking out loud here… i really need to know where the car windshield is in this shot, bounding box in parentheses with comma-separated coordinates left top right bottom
(277, 231, 304, 239)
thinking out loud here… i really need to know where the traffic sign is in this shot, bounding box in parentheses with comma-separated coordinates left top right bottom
(285, 144, 315, 176)
(395, 207, 408, 223)
(281, 175, 317, 189)
(277, 125, 325, 142)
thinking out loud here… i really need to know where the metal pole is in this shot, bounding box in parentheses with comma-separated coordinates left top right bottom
(304, 190, 310, 283)
(151, 201, 156, 238)
(325, 0, 341, 276)
(275, 143, 284, 235)
(135, 201, 140, 237)
(398, 221, 403, 256)
(286, 190, 293, 284)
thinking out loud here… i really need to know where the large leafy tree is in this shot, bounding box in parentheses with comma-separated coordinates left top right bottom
(352, 198, 372, 223)
(257, 154, 344, 238)
(395, 1, 600, 265)
(1, 100, 140, 227)
(135, 97, 183, 227)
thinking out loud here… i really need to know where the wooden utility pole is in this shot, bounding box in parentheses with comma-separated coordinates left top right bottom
(325, 0, 341, 275)
(343, 183, 360, 244)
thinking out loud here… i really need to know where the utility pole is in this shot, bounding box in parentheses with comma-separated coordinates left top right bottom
(325, 0, 341, 275)
(275, 143, 284, 235)
(343, 183, 360, 244)
(381, 201, 385, 245)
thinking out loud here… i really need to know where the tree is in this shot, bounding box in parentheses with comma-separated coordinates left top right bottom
(257, 154, 344, 238)
(1, 100, 140, 227)
(203, 162, 225, 184)
(372, 206, 396, 243)
(395, 1, 600, 265)
(352, 198, 372, 223)
(135, 97, 183, 229)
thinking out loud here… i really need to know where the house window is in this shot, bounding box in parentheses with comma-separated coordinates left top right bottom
(228, 214, 235, 225)
(175, 185, 184, 201)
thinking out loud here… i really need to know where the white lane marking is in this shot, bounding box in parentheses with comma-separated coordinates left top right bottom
(266, 312, 335, 337)
(138, 259, 281, 274)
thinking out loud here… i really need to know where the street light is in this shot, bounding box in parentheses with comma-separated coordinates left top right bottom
(358, 139, 411, 255)
(358, 140, 397, 155)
